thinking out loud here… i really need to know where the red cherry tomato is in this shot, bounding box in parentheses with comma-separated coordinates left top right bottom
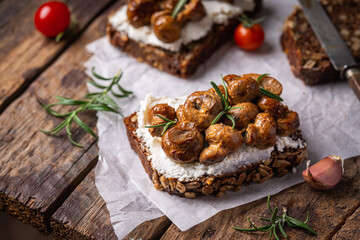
(233, 23, 265, 51)
(34, 1, 70, 37)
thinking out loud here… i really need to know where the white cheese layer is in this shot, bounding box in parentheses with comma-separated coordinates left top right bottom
(135, 94, 306, 181)
(109, 0, 255, 52)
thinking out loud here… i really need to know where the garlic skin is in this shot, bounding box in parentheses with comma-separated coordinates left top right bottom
(302, 155, 343, 190)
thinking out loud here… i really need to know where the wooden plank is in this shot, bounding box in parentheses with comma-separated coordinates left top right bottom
(0, 0, 115, 113)
(160, 157, 360, 240)
(51, 170, 117, 240)
(51, 169, 171, 240)
(332, 206, 360, 239)
(0, 0, 125, 234)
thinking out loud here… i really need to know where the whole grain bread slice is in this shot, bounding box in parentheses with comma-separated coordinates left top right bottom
(124, 112, 307, 198)
(106, 0, 262, 78)
(281, 0, 360, 85)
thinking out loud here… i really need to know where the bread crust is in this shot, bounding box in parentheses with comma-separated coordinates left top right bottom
(106, 0, 262, 78)
(124, 112, 307, 198)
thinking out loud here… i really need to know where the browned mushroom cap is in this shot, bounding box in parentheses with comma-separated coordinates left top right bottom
(176, 104, 186, 122)
(224, 102, 259, 130)
(276, 110, 300, 136)
(223, 74, 260, 104)
(257, 96, 288, 117)
(242, 73, 283, 96)
(177, 0, 206, 25)
(199, 123, 244, 165)
(183, 91, 223, 131)
(161, 121, 204, 163)
(151, 10, 181, 43)
(147, 103, 176, 137)
(127, 0, 157, 28)
(160, 0, 178, 10)
(245, 113, 277, 149)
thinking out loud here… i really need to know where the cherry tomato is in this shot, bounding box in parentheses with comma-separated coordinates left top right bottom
(233, 23, 265, 51)
(34, 1, 70, 37)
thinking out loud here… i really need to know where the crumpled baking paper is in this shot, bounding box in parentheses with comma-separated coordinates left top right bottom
(84, 0, 360, 238)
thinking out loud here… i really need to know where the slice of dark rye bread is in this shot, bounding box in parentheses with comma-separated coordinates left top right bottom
(106, 0, 262, 78)
(124, 112, 307, 198)
(281, 0, 360, 86)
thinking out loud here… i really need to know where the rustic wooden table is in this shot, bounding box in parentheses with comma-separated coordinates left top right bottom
(0, 0, 359, 239)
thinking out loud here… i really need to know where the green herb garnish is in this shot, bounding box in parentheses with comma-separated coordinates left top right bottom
(257, 74, 283, 101)
(171, 0, 188, 18)
(233, 195, 317, 239)
(145, 114, 177, 136)
(39, 67, 133, 148)
(238, 14, 265, 28)
(210, 75, 243, 129)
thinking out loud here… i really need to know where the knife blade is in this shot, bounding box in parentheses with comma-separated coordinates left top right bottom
(298, 0, 360, 100)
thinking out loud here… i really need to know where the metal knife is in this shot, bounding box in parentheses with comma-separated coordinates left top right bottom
(298, 0, 360, 100)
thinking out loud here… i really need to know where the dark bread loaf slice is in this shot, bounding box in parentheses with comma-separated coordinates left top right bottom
(281, 0, 360, 85)
(107, 0, 262, 78)
(124, 112, 307, 198)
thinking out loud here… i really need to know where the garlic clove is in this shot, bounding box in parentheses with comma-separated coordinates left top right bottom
(302, 155, 343, 190)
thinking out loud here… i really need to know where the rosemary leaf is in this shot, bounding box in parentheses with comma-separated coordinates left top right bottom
(304, 211, 309, 224)
(260, 87, 283, 101)
(172, 0, 188, 18)
(273, 227, 280, 240)
(117, 83, 133, 95)
(40, 118, 69, 134)
(256, 73, 270, 82)
(88, 79, 107, 89)
(73, 114, 97, 140)
(111, 89, 130, 98)
(66, 123, 84, 148)
(91, 67, 112, 80)
(145, 123, 168, 128)
(278, 221, 288, 239)
(211, 111, 226, 125)
(225, 114, 236, 129)
(285, 216, 317, 235)
(211, 81, 226, 108)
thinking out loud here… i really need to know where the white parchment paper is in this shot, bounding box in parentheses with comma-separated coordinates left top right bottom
(84, 0, 360, 238)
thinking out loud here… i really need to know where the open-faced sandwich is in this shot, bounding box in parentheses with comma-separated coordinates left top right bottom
(107, 0, 261, 78)
(124, 74, 307, 198)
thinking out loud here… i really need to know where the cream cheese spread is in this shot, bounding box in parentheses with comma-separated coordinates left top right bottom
(135, 94, 305, 181)
(109, 0, 255, 52)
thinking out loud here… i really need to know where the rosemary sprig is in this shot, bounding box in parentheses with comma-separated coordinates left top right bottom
(210, 75, 243, 129)
(39, 67, 133, 148)
(257, 74, 283, 101)
(145, 114, 177, 136)
(172, 0, 188, 18)
(233, 195, 317, 239)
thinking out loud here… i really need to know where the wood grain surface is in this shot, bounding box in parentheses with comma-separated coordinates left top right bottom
(0, 0, 359, 239)
(0, 0, 120, 233)
(51, 169, 172, 240)
(160, 157, 360, 240)
(0, 0, 115, 113)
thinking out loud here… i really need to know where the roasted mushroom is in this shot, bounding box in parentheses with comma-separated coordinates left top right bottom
(183, 91, 223, 131)
(199, 123, 244, 164)
(245, 113, 277, 149)
(223, 74, 260, 104)
(160, 0, 178, 10)
(177, 0, 206, 25)
(276, 110, 300, 136)
(223, 102, 259, 130)
(242, 73, 283, 96)
(151, 10, 181, 43)
(176, 104, 186, 122)
(147, 103, 176, 137)
(127, 0, 157, 28)
(161, 121, 204, 163)
(257, 96, 287, 117)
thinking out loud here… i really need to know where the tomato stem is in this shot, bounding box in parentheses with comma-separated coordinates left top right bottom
(238, 14, 265, 28)
(55, 15, 78, 42)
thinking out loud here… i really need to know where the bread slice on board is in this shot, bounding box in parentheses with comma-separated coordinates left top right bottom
(281, 0, 360, 85)
(107, 0, 262, 78)
(124, 112, 307, 198)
